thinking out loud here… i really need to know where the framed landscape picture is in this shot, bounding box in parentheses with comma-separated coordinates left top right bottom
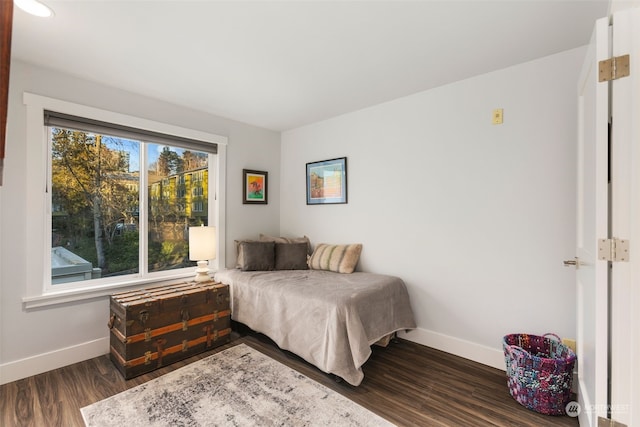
(306, 157, 347, 205)
(243, 169, 268, 204)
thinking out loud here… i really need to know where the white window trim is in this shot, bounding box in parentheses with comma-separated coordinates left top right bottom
(22, 92, 227, 309)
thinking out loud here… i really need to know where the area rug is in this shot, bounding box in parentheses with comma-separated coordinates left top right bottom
(81, 343, 394, 426)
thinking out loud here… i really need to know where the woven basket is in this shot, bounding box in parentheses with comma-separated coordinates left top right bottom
(502, 333, 576, 415)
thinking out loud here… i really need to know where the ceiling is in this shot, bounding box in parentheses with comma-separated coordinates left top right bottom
(11, 1, 611, 132)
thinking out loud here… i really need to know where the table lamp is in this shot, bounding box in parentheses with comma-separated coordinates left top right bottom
(188, 225, 216, 282)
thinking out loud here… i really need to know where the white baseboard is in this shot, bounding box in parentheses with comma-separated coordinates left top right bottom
(0, 337, 109, 385)
(398, 327, 505, 371)
(0, 329, 504, 385)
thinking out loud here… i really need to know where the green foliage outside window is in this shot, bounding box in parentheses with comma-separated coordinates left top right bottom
(51, 128, 209, 282)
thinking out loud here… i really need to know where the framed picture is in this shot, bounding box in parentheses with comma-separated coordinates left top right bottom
(243, 169, 268, 204)
(306, 157, 347, 205)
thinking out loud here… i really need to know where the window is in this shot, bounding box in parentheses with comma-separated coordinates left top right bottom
(47, 112, 219, 287)
(192, 201, 204, 212)
(21, 93, 227, 307)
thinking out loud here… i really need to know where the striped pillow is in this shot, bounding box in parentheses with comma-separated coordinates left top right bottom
(308, 243, 362, 274)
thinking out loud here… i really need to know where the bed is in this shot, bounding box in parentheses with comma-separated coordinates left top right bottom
(213, 268, 416, 386)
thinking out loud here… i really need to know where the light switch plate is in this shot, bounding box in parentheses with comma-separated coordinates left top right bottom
(492, 108, 503, 125)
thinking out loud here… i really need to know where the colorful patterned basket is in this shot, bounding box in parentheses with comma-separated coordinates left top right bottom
(502, 333, 577, 415)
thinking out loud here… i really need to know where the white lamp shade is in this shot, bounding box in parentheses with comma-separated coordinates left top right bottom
(189, 226, 216, 261)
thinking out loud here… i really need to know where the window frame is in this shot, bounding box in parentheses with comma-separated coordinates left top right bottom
(22, 93, 227, 309)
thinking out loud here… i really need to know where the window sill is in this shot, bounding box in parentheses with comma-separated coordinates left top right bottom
(22, 271, 214, 310)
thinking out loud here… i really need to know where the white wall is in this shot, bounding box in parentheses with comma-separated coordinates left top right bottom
(0, 60, 280, 384)
(281, 47, 586, 369)
(610, 0, 640, 14)
(0, 45, 587, 382)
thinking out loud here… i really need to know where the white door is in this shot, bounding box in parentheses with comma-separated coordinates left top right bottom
(609, 8, 640, 427)
(575, 16, 609, 427)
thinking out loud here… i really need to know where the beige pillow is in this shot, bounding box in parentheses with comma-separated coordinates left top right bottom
(308, 243, 362, 274)
(259, 234, 312, 255)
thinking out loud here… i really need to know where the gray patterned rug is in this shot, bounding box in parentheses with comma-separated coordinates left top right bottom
(81, 343, 394, 426)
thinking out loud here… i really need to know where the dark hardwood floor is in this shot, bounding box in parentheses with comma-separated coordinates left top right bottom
(0, 331, 578, 427)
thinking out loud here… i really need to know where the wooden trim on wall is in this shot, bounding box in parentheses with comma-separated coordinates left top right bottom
(0, 0, 13, 185)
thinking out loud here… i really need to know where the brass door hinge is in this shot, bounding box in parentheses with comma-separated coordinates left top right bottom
(599, 54, 630, 82)
(598, 238, 630, 262)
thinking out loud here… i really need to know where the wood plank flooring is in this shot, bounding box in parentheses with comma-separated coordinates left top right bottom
(0, 331, 578, 426)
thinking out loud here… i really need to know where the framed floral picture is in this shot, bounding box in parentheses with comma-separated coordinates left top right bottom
(243, 169, 268, 204)
(306, 157, 347, 205)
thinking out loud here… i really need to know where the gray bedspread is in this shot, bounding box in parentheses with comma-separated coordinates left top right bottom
(213, 269, 416, 386)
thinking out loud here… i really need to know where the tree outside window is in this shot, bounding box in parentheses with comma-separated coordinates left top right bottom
(50, 127, 212, 284)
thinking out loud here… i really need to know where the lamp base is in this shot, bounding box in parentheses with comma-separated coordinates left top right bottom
(194, 260, 211, 282)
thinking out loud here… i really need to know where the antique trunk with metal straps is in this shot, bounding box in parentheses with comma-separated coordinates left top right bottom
(108, 280, 231, 379)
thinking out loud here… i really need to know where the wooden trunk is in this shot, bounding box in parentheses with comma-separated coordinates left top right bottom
(109, 281, 231, 379)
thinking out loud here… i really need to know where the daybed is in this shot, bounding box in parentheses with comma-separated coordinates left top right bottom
(213, 238, 416, 386)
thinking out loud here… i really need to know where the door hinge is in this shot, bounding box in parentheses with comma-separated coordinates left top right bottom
(598, 238, 630, 262)
(598, 416, 628, 427)
(599, 54, 630, 82)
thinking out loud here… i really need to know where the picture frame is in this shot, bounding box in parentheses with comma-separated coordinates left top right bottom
(243, 169, 268, 204)
(306, 157, 347, 205)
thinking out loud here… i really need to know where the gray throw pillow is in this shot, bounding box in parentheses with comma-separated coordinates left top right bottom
(237, 241, 275, 271)
(275, 243, 309, 270)
(234, 239, 257, 269)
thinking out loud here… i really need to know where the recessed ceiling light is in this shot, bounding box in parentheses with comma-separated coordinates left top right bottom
(14, 0, 54, 18)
